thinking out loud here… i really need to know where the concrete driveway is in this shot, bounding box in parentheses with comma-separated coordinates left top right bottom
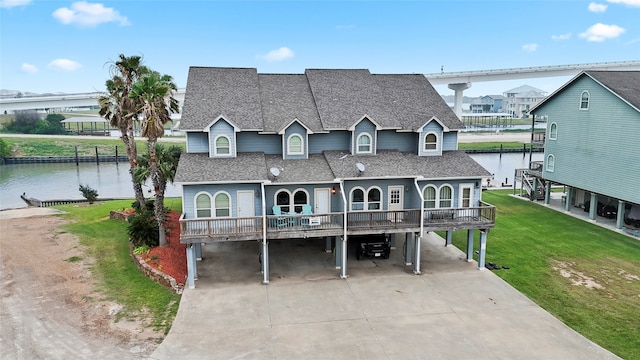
(150, 233, 618, 360)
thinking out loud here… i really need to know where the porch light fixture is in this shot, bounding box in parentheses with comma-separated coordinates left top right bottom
(331, 186, 337, 194)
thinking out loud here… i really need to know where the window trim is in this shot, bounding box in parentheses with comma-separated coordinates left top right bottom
(579, 91, 590, 110)
(546, 154, 555, 172)
(194, 192, 212, 218)
(549, 122, 558, 140)
(349, 186, 382, 211)
(275, 189, 292, 213)
(423, 185, 437, 209)
(287, 134, 304, 155)
(424, 132, 438, 151)
(438, 184, 453, 208)
(367, 186, 382, 210)
(292, 188, 309, 213)
(213, 191, 231, 218)
(213, 135, 231, 156)
(356, 133, 373, 154)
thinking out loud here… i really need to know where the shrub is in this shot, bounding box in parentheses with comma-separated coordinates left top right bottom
(79, 184, 99, 203)
(0, 139, 11, 160)
(127, 209, 159, 247)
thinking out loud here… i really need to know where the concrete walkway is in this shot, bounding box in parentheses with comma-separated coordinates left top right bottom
(150, 232, 618, 360)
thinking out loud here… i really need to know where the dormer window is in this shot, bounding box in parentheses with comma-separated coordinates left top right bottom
(214, 135, 231, 156)
(580, 91, 590, 110)
(287, 134, 303, 155)
(356, 133, 372, 153)
(424, 133, 438, 151)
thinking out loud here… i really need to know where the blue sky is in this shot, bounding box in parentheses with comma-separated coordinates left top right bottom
(1, 0, 638, 97)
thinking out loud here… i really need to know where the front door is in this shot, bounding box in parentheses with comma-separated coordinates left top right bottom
(314, 188, 331, 223)
(388, 185, 404, 222)
(237, 190, 255, 218)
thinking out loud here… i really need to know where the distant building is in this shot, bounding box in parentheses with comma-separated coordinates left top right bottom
(504, 85, 547, 118)
(469, 95, 506, 114)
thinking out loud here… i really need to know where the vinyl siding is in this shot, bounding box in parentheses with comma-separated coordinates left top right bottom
(353, 119, 376, 154)
(182, 184, 263, 219)
(186, 132, 208, 153)
(418, 121, 443, 156)
(236, 132, 281, 154)
(377, 130, 418, 152)
(442, 132, 458, 151)
(284, 122, 307, 159)
(308, 132, 350, 154)
(208, 120, 236, 157)
(536, 76, 640, 205)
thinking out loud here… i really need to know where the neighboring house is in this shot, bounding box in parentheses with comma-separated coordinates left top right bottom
(175, 68, 496, 287)
(528, 70, 640, 231)
(504, 85, 547, 118)
(469, 95, 506, 113)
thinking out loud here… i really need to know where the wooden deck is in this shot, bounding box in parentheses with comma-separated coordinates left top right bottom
(179, 203, 496, 244)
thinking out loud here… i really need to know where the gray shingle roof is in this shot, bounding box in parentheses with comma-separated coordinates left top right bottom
(179, 67, 462, 132)
(587, 71, 640, 112)
(176, 150, 490, 184)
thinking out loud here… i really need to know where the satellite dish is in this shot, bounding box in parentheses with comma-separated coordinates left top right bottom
(269, 167, 281, 177)
(356, 162, 365, 173)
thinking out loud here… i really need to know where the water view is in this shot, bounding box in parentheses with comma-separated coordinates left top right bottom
(0, 152, 543, 211)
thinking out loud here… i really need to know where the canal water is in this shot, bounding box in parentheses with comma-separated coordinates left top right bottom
(0, 152, 542, 211)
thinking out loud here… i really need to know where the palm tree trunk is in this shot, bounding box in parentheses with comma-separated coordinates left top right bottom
(148, 138, 167, 247)
(123, 123, 145, 207)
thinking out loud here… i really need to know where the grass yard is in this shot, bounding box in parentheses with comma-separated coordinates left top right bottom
(1, 137, 185, 157)
(457, 141, 528, 151)
(55, 198, 183, 334)
(448, 191, 640, 359)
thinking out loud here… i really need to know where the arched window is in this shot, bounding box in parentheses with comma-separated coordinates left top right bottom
(214, 135, 230, 155)
(350, 188, 365, 211)
(287, 134, 303, 155)
(356, 133, 372, 153)
(195, 193, 211, 218)
(424, 133, 438, 151)
(276, 190, 291, 212)
(293, 189, 308, 213)
(546, 154, 555, 172)
(580, 91, 590, 110)
(367, 188, 381, 210)
(439, 185, 453, 208)
(214, 192, 230, 217)
(549, 122, 557, 140)
(423, 186, 437, 208)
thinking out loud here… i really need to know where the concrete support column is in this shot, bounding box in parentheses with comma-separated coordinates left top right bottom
(389, 233, 396, 249)
(616, 200, 625, 229)
(448, 82, 471, 118)
(589, 193, 597, 221)
(565, 187, 572, 212)
(335, 236, 342, 269)
(531, 177, 538, 201)
(466, 229, 475, 262)
(325, 236, 333, 253)
(413, 234, 422, 275)
(340, 236, 348, 279)
(478, 231, 487, 270)
(445, 230, 453, 247)
(261, 240, 269, 284)
(544, 181, 551, 205)
(404, 233, 413, 266)
(186, 244, 197, 289)
(195, 242, 203, 260)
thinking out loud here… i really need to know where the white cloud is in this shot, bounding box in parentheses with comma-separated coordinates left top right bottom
(48, 59, 82, 71)
(20, 63, 38, 74)
(52, 1, 130, 27)
(588, 2, 608, 12)
(579, 23, 625, 42)
(607, 0, 640, 7)
(522, 43, 538, 52)
(0, 0, 31, 8)
(259, 47, 295, 62)
(551, 33, 572, 40)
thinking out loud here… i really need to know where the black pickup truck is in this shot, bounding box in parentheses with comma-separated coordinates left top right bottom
(352, 235, 391, 260)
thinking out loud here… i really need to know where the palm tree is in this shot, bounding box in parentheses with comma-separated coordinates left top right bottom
(130, 71, 179, 247)
(133, 143, 182, 215)
(98, 54, 150, 207)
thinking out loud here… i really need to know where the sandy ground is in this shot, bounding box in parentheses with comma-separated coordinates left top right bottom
(0, 208, 163, 360)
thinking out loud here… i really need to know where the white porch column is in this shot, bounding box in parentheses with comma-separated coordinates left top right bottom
(544, 181, 551, 205)
(404, 233, 413, 266)
(616, 200, 625, 229)
(413, 234, 422, 275)
(565, 187, 572, 212)
(340, 236, 348, 279)
(589, 193, 597, 221)
(186, 244, 197, 289)
(445, 230, 453, 246)
(466, 229, 475, 262)
(261, 240, 269, 284)
(448, 82, 471, 118)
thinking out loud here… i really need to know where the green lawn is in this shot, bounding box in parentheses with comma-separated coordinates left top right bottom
(54, 198, 183, 334)
(1, 137, 185, 157)
(457, 141, 528, 150)
(448, 191, 640, 359)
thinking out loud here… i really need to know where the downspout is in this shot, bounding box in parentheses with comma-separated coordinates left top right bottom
(339, 181, 348, 279)
(261, 182, 269, 284)
(414, 178, 424, 274)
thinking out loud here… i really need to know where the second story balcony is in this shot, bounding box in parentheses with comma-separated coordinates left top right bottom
(532, 131, 546, 146)
(179, 202, 496, 244)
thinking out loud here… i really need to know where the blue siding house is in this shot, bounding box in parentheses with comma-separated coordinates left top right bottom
(175, 68, 496, 287)
(529, 70, 640, 231)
